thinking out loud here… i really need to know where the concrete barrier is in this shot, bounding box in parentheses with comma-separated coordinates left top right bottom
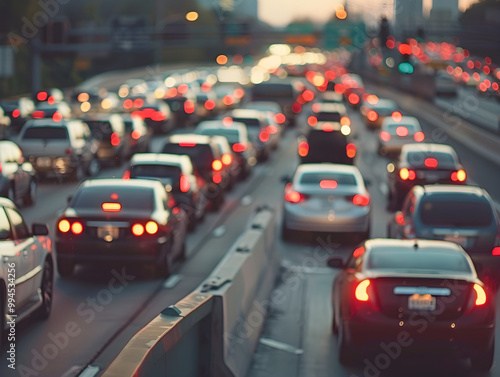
(101, 206, 279, 377)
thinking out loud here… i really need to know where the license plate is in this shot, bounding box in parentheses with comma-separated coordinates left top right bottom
(408, 294, 436, 310)
(97, 226, 119, 241)
(424, 172, 440, 182)
(36, 157, 52, 167)
(444, 235, 467, 247)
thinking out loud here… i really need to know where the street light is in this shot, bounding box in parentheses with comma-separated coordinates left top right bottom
(186, 11, 199, 22)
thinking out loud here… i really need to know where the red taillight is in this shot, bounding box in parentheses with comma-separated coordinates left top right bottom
(58, 219, 83, 235)
(71, 222, 83, 235)
(352, 194, 370, 206)
(145, 221, 158, 235)
(492, 247, 500, 256)
(212, 160, 222, 171)
(308, 116, 318, 127)
(320, 180, 338, 189)
(275, 113, 286, 124)
(322, 123, 335, 132)
(340, 116, 351, 127)
(184, 100, 195, 114)
(0, 162, 2, 174)
(52, 111, 62, 122)
(122, 170, 130, 180)
(266, 125, 278, 134)
(223, 95, 234, 106)
(32, 111, 44, 118)
(179, 142, 196, 147)
(222, 153, 233, 166)
(284, 183, 305, 204)
(367, 110, 378, 122)
(102, 203, 121, 212)
(133, 99, 144, 108)
(123, 99, 133, 109)
(132, 223, 144, 236)
(111, 132, 120, 146)
(259, 130, 270, 142)
(205, 99, 216, 110)
(399, 168, 416, 180)
(353, 247, 365, 258)
(302, 90, 314, 102)
(180, 174, 190, 192)
(424, 158, 438, 168)
(232, 143, 247, 152)
(298, 141, 309, 157)
(348, 93, 360, 105)
(151, 111, 166, 122)
(355, 279, 370, 301)
(292, 102, 302, 113)
(395, 212, 405, 226)
(234, 88, 245, 99)
(391, 111, 402, 122)
(473, 284, 487, 306)
(396, 126, 408, 137)
(346, 143, 356, 158)
(37, 91, 48, 101)
(413, 131, 425, 142)
(451, 169, 466, 182)
(131, 129, 141, 140)
(12, 109, 20, 118)
(380, 131, 391, 141)
(213, 173, 222, 184)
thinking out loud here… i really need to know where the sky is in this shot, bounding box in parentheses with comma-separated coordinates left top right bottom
(258, 0, 479, 27)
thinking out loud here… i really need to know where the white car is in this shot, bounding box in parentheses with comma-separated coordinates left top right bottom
(0, 198, 53, 347)
(378, 116, 425, 156)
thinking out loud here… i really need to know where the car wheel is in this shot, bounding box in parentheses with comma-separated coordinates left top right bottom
(338, 319, 357, 365)
(470, 341, 494, 371)
(57, 260, 75, 278)
(24, 179, 37, 207)
(281, 220, 292, 242)
(86, 158, 101, 177)
(177, 241, 187, 262)
(35, 259, 53, 319)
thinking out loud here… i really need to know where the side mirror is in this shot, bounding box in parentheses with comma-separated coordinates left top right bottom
(327, 256, 344, 269)
(32, 223, 49, 236)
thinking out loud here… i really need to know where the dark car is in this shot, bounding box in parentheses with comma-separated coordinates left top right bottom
(55, 179, 188, 278)
(329, 238, 495, 371)
(160, 134, 227, 210)
(251, 79, 300, 125)
(298, 122, 356, 165)
(121, 114, 151, 157)
(387, 143, 467, 210)
(387, 185, 500, 270)
(163, 92, 199, 127)
(0, 140, 37, 206)
(125, 153, 207, 231)
(32, 102, 72, 121)
(0, 97, 35, 132)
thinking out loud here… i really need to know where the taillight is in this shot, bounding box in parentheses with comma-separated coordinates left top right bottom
(284, 183, 305, 204)
(212, 160, 222, 171)
(222, 153, 233, 166)
(102, 202, 122, 212)
(184, 100, 195, 114)
(399, 168, 416, 180)
(132, 223, 145, 236)
(131, 129, 141, 140)
(308, 116, 318, 126)
(259, 130, 270, 143)
(205, 99, 216, 110)
(473, 284, 487, 306)
(58, 219, 70, 233)
(58, 219, 84, 235)
(133, 99, 144, 108)
(71, 222, 83, 235)
(451, 169, 466, 182)
(346, 143, 356, 158)
(111, 132, 120, 146)
(145, 221, 158, 235)
(395, 212, 405, 226)
(352, 194, 370, 206)
(275, 113, 286, 124)
(380, 131, 391, 141)
(413, 131, 425, 142)
(340, 116, 351, 127)
(213, 173, 222, 184)
(392, 111, 402, 122)
(180, 174, 190, 192)
(367, 110, 378, 122)
(223, 95, 234, 106)
(32, 111, 44, 118)
(355, 279, 370, 301)
(302, 90, 314, 102)
(122, 170, 130, 180)
(319, 180, 338, 189)
(266, 125, 278, 134)
(492, 247, 500, 256)
(298, 141, 309, 157)
(123, 99, 133, 109)
(348, 93, 359, 105)
(424, 158, 438, 168)
(396, 126, 408, 137)
(232, 143, 247, 152)
(12, 109, 20, 118)
(292, 102, 302, 113)
(0, 162, 2, 174)
(151, 111, 166, 121)
(37, 91, 48, 101)
(179, 142, 196, 147)
(52, 111, 62, 122)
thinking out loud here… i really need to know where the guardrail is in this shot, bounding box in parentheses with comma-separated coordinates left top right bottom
(101, 205, 279, 377)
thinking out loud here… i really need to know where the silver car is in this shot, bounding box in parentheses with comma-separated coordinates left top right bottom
(378, 115, 425, 156)
(282, 164, 371, 241)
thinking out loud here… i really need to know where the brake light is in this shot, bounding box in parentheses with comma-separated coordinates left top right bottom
(151, 111, 166, 121)
(266, 125, 278, 134)
(122, 170, 130, 180)
(232, 143, 247, 152)
(348, 93, 359, 105)
(259, 130, 270, 142)
(392, 111, 402, 122)
(451, 169, 466, 182)
(111, 132, 120, 146)
(413, 131, 425, 142)
(322, 123, 335, 132)
(133, 99, 144, 108)
(58, 220, 70, 233)
(212, 160, 222, 171)
(205, 99, 216, 110)
(32, 111, 44, 118)
(424, 158, 438, 168)
(37, 91, 48, 101)
(367, 110, 378, 122)
(145, 221, 158, 235)
(399, 168, 416, 180)
(308, 116, 318, 126)
(355, 279, 370, 301)
(353, 194, 370, 206)
(184, 99, 195, 114)
(0, 162, 2, 173)
(396, 126, 408, 137)
(213, 173, 222, 184)
(51, 111, 62, 122)
(302, 90, 314, 102)
(12, 109, 20, 118)
(180, 174, 190, 192)
(234, 88, 245, 99)
(223, 95, 234, 106)
(285, 183, 305, 204)
(380, 131, 391, 141)
(275, 113, 286, 124)
(71, 222, 83, 235)
(102, 203, 121, 212)
(353, 247, 365, 258)
(123, 99, 133, 109)
(132, 223, 145, 236)
(346, 143, 356, 158)
(340, 116, 351, 127)
(492, 247, 500, 256)
(179, 142, 196, 147)
(223, 117, 233, 126)
(473, 284, 487, 306)
(320, 180, 337, 189)
(131, 129, 141, 140)
(222, 153, 233, 166)
(298, 141, 309, 157)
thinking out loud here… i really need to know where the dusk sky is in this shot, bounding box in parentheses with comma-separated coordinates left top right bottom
(258, 0, 479, 27)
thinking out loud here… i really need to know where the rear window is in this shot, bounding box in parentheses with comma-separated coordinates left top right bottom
(198, 128, 240, 144)
(308, 129, 347, 145)
(386, 123, 417, 133)
(406, 151, 456, 169)
(419, 199, 493, 227)
(162, 143, 214, 169)
(252, 84, 293, 99)
(231, 117, 261, 128)
(130, 164, 181, 181)
(72, 186, 154, 211)
(367, 250, 471, 273)
(299, 172, 357, 186)
(23, 126, 68, 140)
(85, 121, 113, 137)
(316, 112, 341, 122)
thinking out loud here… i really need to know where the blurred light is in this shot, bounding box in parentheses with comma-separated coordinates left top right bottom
(386, 57, 395, 68)
(186, 11, 199, 22)
(392, 111, 402, 122)
(268, 44, 292, 56)
(366, 94, 379, 105)
(145, 221, 158, 234)
(336, 4, 347, 19)
(37, 91, 48, 101)
(12, 109, 20, 118)
(386, 40, 395, 49)
(154, 88, 166, 99)
(164, 77, 176, 87)
(387, 162, 395, 173)
(118, 87, 129, 98)
(216, 55, 228, 65)
(134, 99, 144, 108)
(232, 54, 244, 64)
(101, 98, 112, 110)
(77, 93, 89, 102)
(80, 102, 91, 112)
(341, 125, 351, 135)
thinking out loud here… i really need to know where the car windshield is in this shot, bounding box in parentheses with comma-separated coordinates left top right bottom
(419, 199, 493, 227)
(386, 123, 418, 133)
(22, 126, 68, 140)
(71, 186, 154, 211)
(406, 151, 456, 168)
(130, 164, 181, 181)
(299, 172, 357, 186)
(198, 128, 241, 144)
(316, 112, 341, 122)
(162, 143, 214, 169)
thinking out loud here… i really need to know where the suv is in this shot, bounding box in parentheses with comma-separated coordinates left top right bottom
(18, 119, 101, 181)
(161, 134, 227, 210)
(387, 185, 500, 270)
(0, 140, 37, 206)
(0, 198, 53, 346)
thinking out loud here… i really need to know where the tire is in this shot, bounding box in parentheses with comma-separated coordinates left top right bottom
(86, 158, 101, 177)
(57, 260, 75, 279)
(177, 241, 187, 262)
(470, 341, 494, 371)
(338, 320, 357, 365)
(35, 259, 53, 319)
(23, 179, 37, 207)
(331, 303, 338, 335)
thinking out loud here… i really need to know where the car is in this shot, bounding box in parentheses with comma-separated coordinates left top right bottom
(378, 116, 425, 156)
(250, 79, 300, 125)
(360, 98, 398, 129)
(125, 153, 207, 231)
(319, 91, 344, 104)
(210, 135, 239, 191)
(55, 179, 188, 278)
(243, 100, 287, 127)
(121, 114, 151, 157)
(387, 185, 500, 271)
(31, 101, 72, 121)
(160, 134, 227, 210)
(0, 97, 35, 133)
(329, 238, 495, 371)
(194, 120, 257, 179)
(298, 121, 356, 165)
(18, 119, 101, 181)
(306, 102, 350, 127)
(282, 164, 371, 241)
(82, 113, 129, 166)
(163, 91, 199, 127)
(0, 198, 53, 346)
(341, 73, 365, 108)
(387, 143, 467, 210)
(132, 101, 173, 134)
(0, 140, 37, 207)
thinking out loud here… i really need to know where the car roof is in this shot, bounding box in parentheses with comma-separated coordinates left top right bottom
(382, 116, 420, 128)
(23, 119, 79, 127)
(166, 133, 213, 144)
(81, 178, 162, 190)
(130, 153, 192, 167)
(295, 163, 361, 176)
(401, 143, 456, 155)
(420, 184, 487, 197)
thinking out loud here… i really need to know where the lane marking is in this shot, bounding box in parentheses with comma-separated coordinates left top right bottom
(213, 225, 227, 238)
(77, 365, 100, 377)
(259, 337, 304, 354)
(163, 274, 182, 289)
(241, 195, 253, 206)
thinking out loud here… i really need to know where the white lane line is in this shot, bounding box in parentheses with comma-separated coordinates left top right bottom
(77, 365, 100, 377)
(213, 225, 227, 238)
(163, 274, 182, 289)
(259, 337, 304, 354)
(241, 195, 253, 206)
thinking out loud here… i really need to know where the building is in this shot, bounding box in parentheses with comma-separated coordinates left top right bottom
(428, 0, 460, 31)
(393, 0, 424, 39)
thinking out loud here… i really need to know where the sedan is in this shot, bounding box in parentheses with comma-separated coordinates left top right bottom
(282, 164, 371, 241)
(55, 179, 188, 278)
(378, 116, 425, 156)
(329, 238, 495, 371)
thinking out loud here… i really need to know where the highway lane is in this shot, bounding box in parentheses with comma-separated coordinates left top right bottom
(247, 90, 500, 377)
